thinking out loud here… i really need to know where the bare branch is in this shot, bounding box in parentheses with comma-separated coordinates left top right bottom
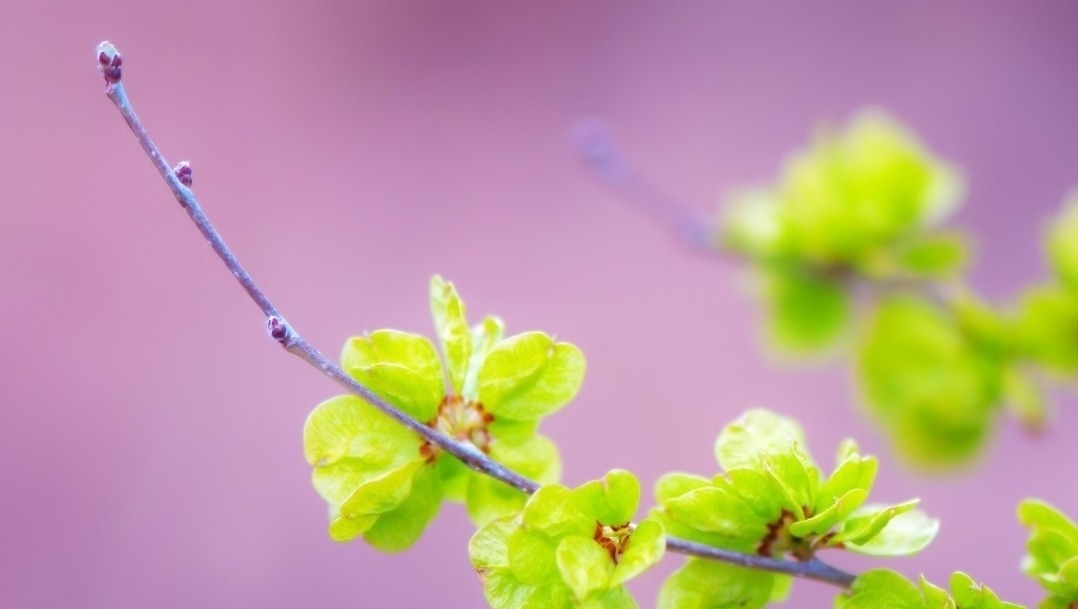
(97, 41, 858, 591)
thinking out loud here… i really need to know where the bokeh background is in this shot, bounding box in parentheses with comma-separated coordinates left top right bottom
(3, 2, 1078, 607)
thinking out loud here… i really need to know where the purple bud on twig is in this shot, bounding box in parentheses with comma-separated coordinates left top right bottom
(174, 161, 193, 187)
(96, 41, 122, 85)
(266, 316, 290, 343)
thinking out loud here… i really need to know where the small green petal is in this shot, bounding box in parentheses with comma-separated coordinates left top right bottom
(654, 473, 712, 505)
(479, 569, 555, 609)
(836, 569, 925, 609)
(570, 470, 640, 525)
(362, 463, 442, 552)
(611, 519, 665, 586)
(658, 559, 776, 609)
(1047, 193, 1078, 291)
(789, 488, 868, 538)
(578, 586, 638, 609)
(430, 276, 472, 396)
(844, 503, 939, 556)
(715, 409, 813, 472)
(524, 485, 593, 539)
(556, 535, 613, 600)
(467, 435, 561, 526)
(722, 469, 786, 522)
(663, 485, 767, 542)
(918, 574, 952, 607)
(470, 515, 515, 572)
(949, 572, 1025, 609)
(341, 330, 445, 421)
(304, 395, 421, 470)
(479, 332, 586, 421)
(895, 231, 969, 278)
(336, 459, 425, 520)
(761, 268, 849, 353)
(435, 453, 469, 502)
(509, 528, 560, 585)
(817, 453, 877, 513)
(836, 500, 920, 545)
(464, 315, 506, 399)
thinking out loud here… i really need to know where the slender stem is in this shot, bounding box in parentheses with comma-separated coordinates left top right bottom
(98, 43, 857, 591)
(573, 119, 713, 251)
(574, 119, 956, 307)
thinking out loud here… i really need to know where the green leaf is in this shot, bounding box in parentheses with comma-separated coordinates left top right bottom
(715, 408, 811, 472)
(556, 535, 613, 600)
(571, 470, 641, 525)
(1047, 193, 1078, 291)
(611, 519, 665, 586)
(842, 502, 939, 556)
(341, 330, 444, 421)
(761, 268, 849, 352)
(658, 559, 776, 609)
(479, 332, 586, 421)
(895, 231, 969, 278)
(430, 275, 472, 396)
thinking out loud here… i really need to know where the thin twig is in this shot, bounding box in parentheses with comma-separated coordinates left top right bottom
(574, 118, 957, 308)
(572, 119, 714, 251)
(96, 41, 858, 591)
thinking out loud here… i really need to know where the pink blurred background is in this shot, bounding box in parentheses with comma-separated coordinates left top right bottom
(3, 2, 1078, 607)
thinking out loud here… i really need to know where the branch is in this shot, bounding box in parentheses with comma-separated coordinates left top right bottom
(96, 41, 858, 591)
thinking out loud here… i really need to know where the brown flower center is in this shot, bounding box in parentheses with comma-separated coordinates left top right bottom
(757, 507, 841, 561)
(594, 521, 633, 564)
(420, 395, 494, 461)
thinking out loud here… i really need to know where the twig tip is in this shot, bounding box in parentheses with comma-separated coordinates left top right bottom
(96, 41, 122, 85)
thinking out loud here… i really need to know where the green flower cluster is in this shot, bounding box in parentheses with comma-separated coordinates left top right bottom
(303, 276, 585, 550)
(1015, 194, 1078, 376)
(857, 295, 1005, 466)
(1018, 499, 1078, 608)
(721, 111, 967, 353)
(837, 570, 1023, 609)
(469, 470, 664, 609)
(653, 409, 938, 606)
